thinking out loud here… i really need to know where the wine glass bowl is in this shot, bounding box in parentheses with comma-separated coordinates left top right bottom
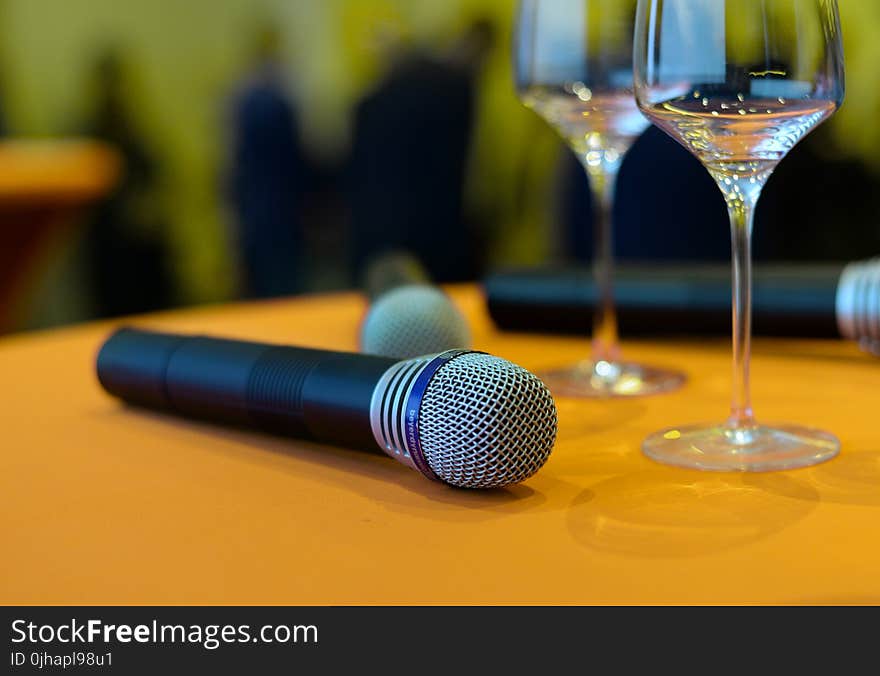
(634, 0, 845, 471)
(514, 0, 686, 398)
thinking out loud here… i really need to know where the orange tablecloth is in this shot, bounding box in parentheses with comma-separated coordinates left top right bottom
(2, 286, 879, 605)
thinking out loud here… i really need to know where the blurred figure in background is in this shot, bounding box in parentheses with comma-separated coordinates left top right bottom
(348, 18, 496, 283)
(83, 47, 175, 318)
(559, 111, 880, 265)
(757, 123, 880, 260)
(558, 127, 728, 264)
(227, 24, 307, 299)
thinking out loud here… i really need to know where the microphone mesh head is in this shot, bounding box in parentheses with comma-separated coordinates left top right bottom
(418, 353, 557, 489)
(361, 285, 471, 359)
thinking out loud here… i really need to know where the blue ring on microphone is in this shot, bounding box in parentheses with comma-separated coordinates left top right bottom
(404, 350, 481, 482)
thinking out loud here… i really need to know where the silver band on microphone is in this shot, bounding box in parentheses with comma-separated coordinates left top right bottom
(369, 350, 476, 481)
(836, 258, 880, 355)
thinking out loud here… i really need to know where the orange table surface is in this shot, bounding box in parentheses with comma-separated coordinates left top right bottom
(2, 286, 879, 605)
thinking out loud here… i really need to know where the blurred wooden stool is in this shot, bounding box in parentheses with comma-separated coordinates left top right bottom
(0, 139, 120, 332)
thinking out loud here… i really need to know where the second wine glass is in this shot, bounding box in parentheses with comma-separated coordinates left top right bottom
(514, 0, 686, 398)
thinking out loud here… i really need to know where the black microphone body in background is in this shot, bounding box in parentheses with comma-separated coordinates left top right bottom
(485, 263, 845, 338)
(97, 328, 397, 451)
(362, 250, 431, 300)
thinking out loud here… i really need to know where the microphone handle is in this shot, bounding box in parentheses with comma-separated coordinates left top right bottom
(363, 251, 431, 300)
(97, 328, 397, 450)
(485, 263, 846, 338)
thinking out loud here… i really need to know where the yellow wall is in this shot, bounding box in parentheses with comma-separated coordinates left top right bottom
(1, 0, 874, 303)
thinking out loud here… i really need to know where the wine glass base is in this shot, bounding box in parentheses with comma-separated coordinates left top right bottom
(538, 360, 686, 398)
(643, 423, 840, 472)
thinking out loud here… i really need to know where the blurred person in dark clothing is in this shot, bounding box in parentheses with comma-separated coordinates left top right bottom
(558, 127, 728, 263)
(560, 124, 880, 264)
(227, 25, 307, 299)
(348, 19, 496, 283)
(83, 47, 175, 318)
(756, 123, 880, 260)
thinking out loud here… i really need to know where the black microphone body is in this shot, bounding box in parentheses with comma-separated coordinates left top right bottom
(97, 328, 558, 488)
(362, 250, 431, 301)
(97, 329, 396, 451)
(485, 263, 848, 338)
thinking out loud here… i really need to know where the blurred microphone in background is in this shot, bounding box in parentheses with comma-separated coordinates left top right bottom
(360, 251, 471, 359)
(486, 259, 880, 356)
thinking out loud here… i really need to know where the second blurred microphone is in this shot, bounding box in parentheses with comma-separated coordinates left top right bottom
(359, 251, 472, 359)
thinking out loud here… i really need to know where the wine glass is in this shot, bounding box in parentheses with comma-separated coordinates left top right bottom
(514, 0, 686, 398)
(634, 0, 845, 470)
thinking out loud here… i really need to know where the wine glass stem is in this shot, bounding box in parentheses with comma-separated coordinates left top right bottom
(727, 198, 757, 429)
(583, 164, 620, 365)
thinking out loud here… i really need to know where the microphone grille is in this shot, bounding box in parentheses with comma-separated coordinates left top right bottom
(418, 352, 557, 489)
(361, 285, 471, 359)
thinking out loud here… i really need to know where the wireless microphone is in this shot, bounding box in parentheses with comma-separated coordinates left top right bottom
(485, 259, 880, 355)
(360, 251, 471, 359)
(96, 328, 557, 489)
